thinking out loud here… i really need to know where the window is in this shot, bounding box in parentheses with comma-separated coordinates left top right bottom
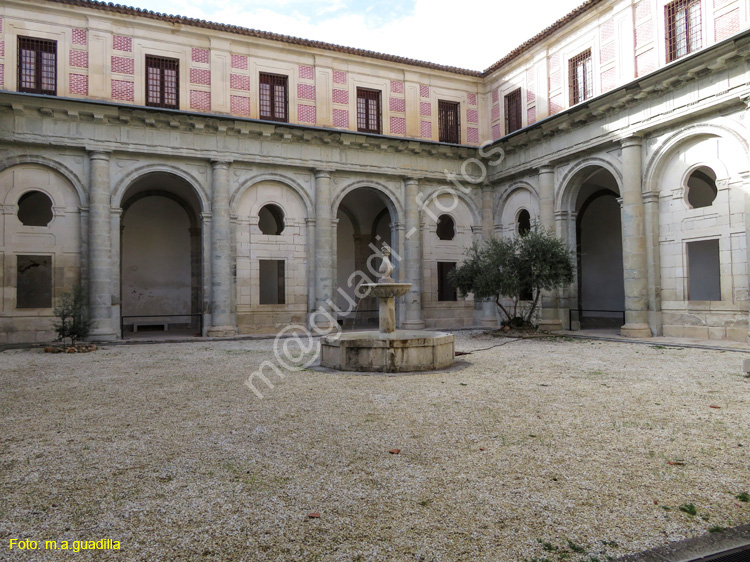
(146, 55, 179, 109)
(17, 255, 52, 309)
(686, 167, 717, 209)
(17, 191, 53, 226)
(437, 262, 457, 302)
(569, 50, 593, 105)
(517, 209, 531, 235)
(436, 215, 455, 241)
(504, 88, 523, 135)
(18, 37, 57, 95)
(356, 88, 381, 134)
(259, 73, 288, 122)
(259, 260, 285, 305)
(666, 0, 702, 62)
(258, 204, 285, 235)
(687, 240, 720, 301)
(438, 100, 460, 144)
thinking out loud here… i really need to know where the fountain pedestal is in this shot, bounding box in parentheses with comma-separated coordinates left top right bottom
(320, 279, 455, 373)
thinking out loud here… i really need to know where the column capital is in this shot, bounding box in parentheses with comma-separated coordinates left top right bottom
(642, 191, 660, 204)
(481, 182, 494, 193)
(87, 150, 111, 161)
(403, 176, 422, 185)
(537, 164, 555, 175)
(314, 168, 334, 179)
(621, 135, 643, 149)
(211, 159, 232, 169)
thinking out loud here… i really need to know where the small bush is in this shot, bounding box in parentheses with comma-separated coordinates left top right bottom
(678, 503, 697, 516)
(53, 284, 90, 346)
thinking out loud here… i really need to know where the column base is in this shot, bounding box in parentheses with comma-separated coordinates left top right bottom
(206, 326, 237, 338)
(402, 320, 426, 330)
(86, 330, 118, 342)
(620, 323, 652, 338)
(537, 320, 563, 332)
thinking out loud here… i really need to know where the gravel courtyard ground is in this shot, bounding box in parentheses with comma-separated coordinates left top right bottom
(1, 332, 749, 562)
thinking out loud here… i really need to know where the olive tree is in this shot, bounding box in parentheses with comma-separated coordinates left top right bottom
(53, 284, 91, 346)
(449, 227, 574, 327)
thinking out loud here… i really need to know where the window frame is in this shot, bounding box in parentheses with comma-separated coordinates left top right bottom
(145, 55, 180, 109)
(437, 261, 458, 302)
(17, 37, 57, 96)
(438, 100, 461, 144)
(259, 72, 289, 123)
(356, 88, 382, 134)
(568, 49, 593, 105)
(666, 0, 702, 63)
(504, 88, 523, 135)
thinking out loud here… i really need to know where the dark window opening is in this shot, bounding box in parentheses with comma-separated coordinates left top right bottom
(437, 262, 457, 302)
(436, 214, 455, 240)
(17, 191, 54, 226)
(569, 49, 593, 105)
(259, 73, 288, 122)
(687, 239, 721, 301)
(17, 255, 52, 309)
(666, 0, 702, 62)
(258, 204, 285, 235)
(517, 209, 532, 235)
(18, 37, 57, 95)
(687, 167, 718, 209)
(356, 88, 381, 134)
(259, 260, 286, 305)
(504, 88, 523, 135)
(146, 55, 179, 109)
(438, 100, 460, 144)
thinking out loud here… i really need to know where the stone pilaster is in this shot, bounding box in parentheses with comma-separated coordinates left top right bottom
(207, 160, 236, 337)
(403, 177, 425, 329)
(87, 150, 117, 340)
(643, 190, 662, 336)
(742, 172, 750, 341)
(537, 165, 562, 331)
(313, 169, 335, 330)
(620, 136, 652, 338)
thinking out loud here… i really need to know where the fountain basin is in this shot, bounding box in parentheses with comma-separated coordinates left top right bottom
(361, 283, 412, 299)
(320, 330, 455, 373)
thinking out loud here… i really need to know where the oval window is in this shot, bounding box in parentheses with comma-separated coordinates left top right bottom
(436, 214, 455, 240)
(258, 204, 285, 235)
(18, 191, 54, 226)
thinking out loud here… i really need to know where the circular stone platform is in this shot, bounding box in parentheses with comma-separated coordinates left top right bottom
(320, 330, 455, 373)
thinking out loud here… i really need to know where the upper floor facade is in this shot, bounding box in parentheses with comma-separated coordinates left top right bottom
(1, 0, 748, 146)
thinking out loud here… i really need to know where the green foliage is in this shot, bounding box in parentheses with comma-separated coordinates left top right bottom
(678, 503, 697, 516)
(449, 226, 575, 325)
(53, 284, 91, 346)
(736, 492, 749, 502)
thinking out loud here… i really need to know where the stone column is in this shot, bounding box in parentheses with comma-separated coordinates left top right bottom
(403, 177, 425, 329)
(87, 150, 117, 340)
(537, 165, 562, 331)
(313, 169, 335, 329)
(479, 184, 498, 327)
(207, 160, 236, 337)
(620, 136, 652, 338)
(305, 218, 317, 313)
(643, 191, 662, 336)
(742, 172, 750, 341)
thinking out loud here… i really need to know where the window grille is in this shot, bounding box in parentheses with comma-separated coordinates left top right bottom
(259, 73, 288, 122)
(666, 0, 702, 62)
(438, 100, 460, 144)
(356, 88, 381, 134)
(18, 37, 57, 95)
(504, 88, 523, 135)
(569, 49, 593, 105)
(145, 55, 179, 109)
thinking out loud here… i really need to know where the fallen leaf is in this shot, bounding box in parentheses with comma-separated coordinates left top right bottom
(709, 405, 721, 409)
(389, 449, 401, 455)
(668, 461, 685, 466)
(479, 447, 486, 451)
(308, 512, 320, 519)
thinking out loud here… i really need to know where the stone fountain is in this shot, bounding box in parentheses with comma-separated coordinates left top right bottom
(320, 246, 455, 373)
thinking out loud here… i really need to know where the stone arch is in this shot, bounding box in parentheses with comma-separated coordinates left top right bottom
(332, 179, 403, 224)
(231, 173, 313, 218)
(419, 185, 482, 227)
(644, 122, 750, 191)
(557, 156, 623, 212)
(112, 164, 209, 211)
(496, 181, 540, 233)
(0, 157, 85, 207)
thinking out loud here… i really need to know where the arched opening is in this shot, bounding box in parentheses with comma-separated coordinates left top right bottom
(574, 168, 624, 329)
(258, 203, 285, 235)
(120, 172, 203, 337)
(17, 191, 53, 226)
(517, 209, 531, 235)
(336, 187, 394, 329)
(436, 214, 455, 240)
(686, 166, 717, 209)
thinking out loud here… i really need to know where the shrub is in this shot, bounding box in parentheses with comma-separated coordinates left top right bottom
(53, 285, 91, 346)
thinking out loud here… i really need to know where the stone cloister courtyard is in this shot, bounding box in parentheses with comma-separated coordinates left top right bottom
(1, 332, 749, 561)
